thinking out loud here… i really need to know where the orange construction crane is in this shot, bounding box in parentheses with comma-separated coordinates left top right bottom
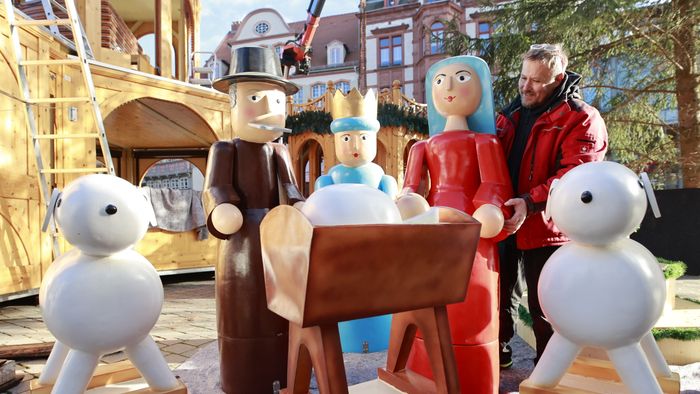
(281, 0, 325, 76)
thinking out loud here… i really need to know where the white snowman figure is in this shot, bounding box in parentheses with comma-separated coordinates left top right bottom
(38, 174, 179, 394)
(529, 161, 671, 394)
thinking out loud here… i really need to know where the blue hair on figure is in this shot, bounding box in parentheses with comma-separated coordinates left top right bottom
(426, 55, 496, 136)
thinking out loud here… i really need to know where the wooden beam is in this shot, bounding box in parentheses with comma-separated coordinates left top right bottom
(0, 342, 54, 359)
(192, 1, 200, 65)
(137, 99, 213, 146)
(75, 0, 101, 59)
(128, 21, 144, 34)
(178, 0, 187, 82)
(155, 0, 173, 78)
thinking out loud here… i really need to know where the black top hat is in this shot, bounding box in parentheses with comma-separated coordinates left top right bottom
(212, 46, 299, 95)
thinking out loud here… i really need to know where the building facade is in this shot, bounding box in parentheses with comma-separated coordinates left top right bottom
(210, 0, 501, 103)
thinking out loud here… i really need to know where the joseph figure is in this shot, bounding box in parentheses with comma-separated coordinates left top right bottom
(203, 46, 304, 394)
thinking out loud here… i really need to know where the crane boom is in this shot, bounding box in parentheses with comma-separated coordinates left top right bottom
(281, 0, 326, 75)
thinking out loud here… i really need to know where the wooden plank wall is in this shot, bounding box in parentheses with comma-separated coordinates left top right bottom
(0, 9, 58, 296)
(0, 7, 229, 298)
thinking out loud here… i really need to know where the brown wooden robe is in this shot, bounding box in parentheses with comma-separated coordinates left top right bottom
(203, 139, 303, 394)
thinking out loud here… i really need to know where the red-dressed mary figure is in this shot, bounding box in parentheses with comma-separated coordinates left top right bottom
(402, 56, 512, 393)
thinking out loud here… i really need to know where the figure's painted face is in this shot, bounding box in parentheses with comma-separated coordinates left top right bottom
(518, 59, 563, 108)
(231, 81, 288, 143)
(56, 174, 151, 256)
(334, 130, 376, 167)
(548, 162, 647, 246)
(431, 63, 482, 117)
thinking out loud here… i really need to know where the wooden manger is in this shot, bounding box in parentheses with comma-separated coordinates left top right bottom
(260, 206, 481, 394)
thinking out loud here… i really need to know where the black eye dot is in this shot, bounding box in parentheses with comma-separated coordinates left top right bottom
(56, 199, 62, 208)
(581, 191, 593, 204)
(105, 204, 118, 215)
(638, 180, 644, 188)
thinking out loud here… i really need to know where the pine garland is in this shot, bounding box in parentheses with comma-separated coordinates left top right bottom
(285, 103, 428, 136)
(286, 110, 333, 135)
(376, 103, 429, 135)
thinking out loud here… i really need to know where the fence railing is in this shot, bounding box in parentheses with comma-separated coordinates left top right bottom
(287, 79, 427, 117)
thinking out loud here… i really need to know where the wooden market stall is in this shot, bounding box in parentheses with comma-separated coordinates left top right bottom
(0, 0, 232, 300)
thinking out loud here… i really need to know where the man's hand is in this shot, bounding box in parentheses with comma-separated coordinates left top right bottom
(503, 198, 527, 234)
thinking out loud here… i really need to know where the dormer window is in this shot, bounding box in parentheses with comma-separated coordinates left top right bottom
(327, 41, 346, 66)
(254, 22, 270, 35)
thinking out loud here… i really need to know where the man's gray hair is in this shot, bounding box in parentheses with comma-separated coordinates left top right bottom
(229, 84, 237, 108)
(523, 43, 568, 76)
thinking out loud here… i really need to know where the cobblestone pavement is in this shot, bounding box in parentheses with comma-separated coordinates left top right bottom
(0, 272, 698, 392)
(0, 272, 217, 388)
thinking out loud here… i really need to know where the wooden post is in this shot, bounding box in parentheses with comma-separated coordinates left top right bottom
(325, 80, 335, 112)
(287, 96, 294, 117)
(191, 2, 201, 69)
(392, 80, 402, 105)
(75, 0, 101, 61)
(308, 143, 320, 195)
(155, 0, 173, 78)
(177, 0, 187, 81)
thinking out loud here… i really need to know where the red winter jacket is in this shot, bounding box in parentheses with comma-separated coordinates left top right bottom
(496, 88, 608, 250)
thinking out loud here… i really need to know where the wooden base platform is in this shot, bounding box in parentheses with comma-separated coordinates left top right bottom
(520, 356, 680, 394)
(30, 360, 187, 394)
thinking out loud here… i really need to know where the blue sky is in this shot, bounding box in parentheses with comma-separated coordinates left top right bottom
(198, 1, 360, 53)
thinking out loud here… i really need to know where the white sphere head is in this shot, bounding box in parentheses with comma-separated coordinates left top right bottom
(301, 184, 402, 226)
(549, 162, 647, 245)
(56, 174, 151, 255)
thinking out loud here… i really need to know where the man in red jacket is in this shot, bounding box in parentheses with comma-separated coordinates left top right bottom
(496, 44, 608, 367)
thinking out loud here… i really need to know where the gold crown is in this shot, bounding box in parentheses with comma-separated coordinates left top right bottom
(330, 88, 377, 120)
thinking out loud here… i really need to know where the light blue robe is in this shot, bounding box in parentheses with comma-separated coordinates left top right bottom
(314, 163, 398, 199)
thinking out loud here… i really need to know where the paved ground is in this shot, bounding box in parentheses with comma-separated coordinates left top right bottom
(0, 272, 218, 389)
(0, 272, 698, 393)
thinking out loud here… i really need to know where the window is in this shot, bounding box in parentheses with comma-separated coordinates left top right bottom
(379, 35, 403, 67)
(478, 21, 493, 39)
(380, 38, 390, 67)
(392, 36, 403, 65)
(293, 87, 305, 104)
(254, 22, 270, 35)
(312, 83, 326, 98)
(336, 81, 351, 94)
(430, 22, 445, 54)
(328, 44, 345, 66)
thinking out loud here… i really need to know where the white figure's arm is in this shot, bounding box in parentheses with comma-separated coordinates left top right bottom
(210, 203, 243, 235)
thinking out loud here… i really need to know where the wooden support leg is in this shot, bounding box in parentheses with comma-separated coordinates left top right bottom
(38, 340, 69, 385)
(529, 333, 580, 387)
(379, 306, 460, 394)
(52, 349, 100, 394)
(125, 336, 178, 390)
(641, 331, 672, 378)
(608, 342, 663, 394)
(286, 322, 348, 394)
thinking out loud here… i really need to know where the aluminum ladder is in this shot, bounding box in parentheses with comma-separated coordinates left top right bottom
(3, 0, 115, 256)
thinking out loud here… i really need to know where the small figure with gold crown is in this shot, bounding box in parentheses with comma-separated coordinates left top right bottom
(314, 88, 398, 199)
(313, 87, 397, 353)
